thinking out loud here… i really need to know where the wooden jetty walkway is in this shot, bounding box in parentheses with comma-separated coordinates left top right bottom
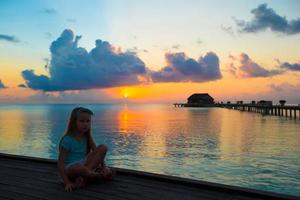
(174, 103, 300, 120)
(217, 103, 300, 120)
(0, 153, 299, 200)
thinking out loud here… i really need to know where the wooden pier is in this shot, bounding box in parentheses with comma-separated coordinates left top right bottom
(174, 102, 300, 120)
(174, 103, 186, 107)
(0, 153, 299, 200)
(173, 103, 215, 108)
(217, 103, 300, 120)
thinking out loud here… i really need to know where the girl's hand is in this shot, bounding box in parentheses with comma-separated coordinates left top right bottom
(99, 167, 114, 180)
(65, 182, 75, 192)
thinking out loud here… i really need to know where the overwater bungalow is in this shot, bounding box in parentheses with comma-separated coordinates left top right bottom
(174, 93, 215, 107)
(186, 93, 215, 107)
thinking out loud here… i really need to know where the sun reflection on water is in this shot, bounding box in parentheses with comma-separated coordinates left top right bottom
(117, 104, 169, 171)
(0, 110, 25, 153)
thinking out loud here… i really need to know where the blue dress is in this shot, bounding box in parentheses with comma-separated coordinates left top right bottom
(59, 135, 87, 165)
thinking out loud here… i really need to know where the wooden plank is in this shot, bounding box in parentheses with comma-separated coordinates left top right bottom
(0, 189, 40, 200)
(91, 179, 210, 200)
(0, 160, 226, 200)
(0, 156, 214, 197)
(0, 167, 142, 200)
(0, 153, 299, 200)
(0, 157, 56, 170)
(0, 163, 224, 200)
(1, 167, 205, 200)
(113, 175, 230, 200)
(114, 167, 300, 200)
(0, 167, 247, 200)
(0, 177, 106, 200)
(0, 172, 126, 200)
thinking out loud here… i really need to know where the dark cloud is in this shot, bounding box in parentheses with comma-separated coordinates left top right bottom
(150, 52, 222, 82)
(237, 4, 300, 35)
(18, 84, 27, 88)
(0, 80, 6, 89)
(0, 34, 19, 43)
(228, 53, 284, 78)
(280, 61, 300, 71)
(22, 29, 147, 91)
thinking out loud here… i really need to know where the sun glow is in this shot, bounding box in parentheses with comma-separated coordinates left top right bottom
(121, 88, 129, 99)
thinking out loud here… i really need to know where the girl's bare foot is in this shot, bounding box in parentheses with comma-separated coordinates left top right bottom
(96, 167, 115, 180)
(75, 176, 87, 189)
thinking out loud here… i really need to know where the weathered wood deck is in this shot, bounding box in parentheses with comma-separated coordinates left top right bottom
(0, 153, 298, 200)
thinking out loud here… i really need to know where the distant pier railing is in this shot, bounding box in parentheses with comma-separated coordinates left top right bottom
(173, 103, 300, 120)
(173, 103, 216, 107)
(217, 103, 300, 120)
(174, 103, 186, 107)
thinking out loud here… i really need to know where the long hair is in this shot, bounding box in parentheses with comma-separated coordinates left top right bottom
(62, 107, 94, 154)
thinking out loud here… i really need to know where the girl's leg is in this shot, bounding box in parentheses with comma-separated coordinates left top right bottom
(84, 144, 108, 170)
(66, 164, 102, 180)
(82, 144, 114, 180)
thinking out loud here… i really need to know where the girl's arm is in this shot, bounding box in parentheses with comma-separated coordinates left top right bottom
(58, 148, 75, 191)
(88, 134, 96, 151)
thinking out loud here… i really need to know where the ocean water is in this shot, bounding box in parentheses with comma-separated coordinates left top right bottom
(0, 104, 299, 197)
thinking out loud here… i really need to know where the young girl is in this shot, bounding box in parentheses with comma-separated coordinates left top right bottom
(58, 107, 113, 192)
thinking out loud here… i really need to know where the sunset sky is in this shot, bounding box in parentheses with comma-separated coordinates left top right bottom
(0, 0, 300, 104)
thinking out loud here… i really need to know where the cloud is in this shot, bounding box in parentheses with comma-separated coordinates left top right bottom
(230, 84, 300, 104)
(42, 8, 56, 14)
(268, 83, 300, 103)
(221, 25, 235, 36)
(171, 44, 180, 49)
(45, 32, 53, 38)
(67, 18, 77, 23)
(0, 34, 19, 43)
(127, 46, 148, 54)
(228, 53, 284, 78)
(150, 52, 222, 82)
(280, 61, 300, 71)
(0, 80, 6, 89)
(18, 84, 27, 88)
(269, 84, 284, 92)
(196, 39, 203, 46)
(269, 83, 300, 93)
(27, 90, 119, 104)
(22, 29, 147, 91)
(236, 4, 300, 35)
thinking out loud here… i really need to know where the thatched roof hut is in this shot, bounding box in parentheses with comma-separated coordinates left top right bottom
(187, 93, 214, 105)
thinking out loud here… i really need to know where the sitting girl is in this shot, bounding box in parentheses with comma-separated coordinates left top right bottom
(58, 107, 113, 192)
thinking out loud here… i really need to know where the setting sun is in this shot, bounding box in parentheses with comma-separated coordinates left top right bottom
(120, 88, 129, 99)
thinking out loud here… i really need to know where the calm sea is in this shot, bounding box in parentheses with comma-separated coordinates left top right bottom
(0, 104, 299, 196)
